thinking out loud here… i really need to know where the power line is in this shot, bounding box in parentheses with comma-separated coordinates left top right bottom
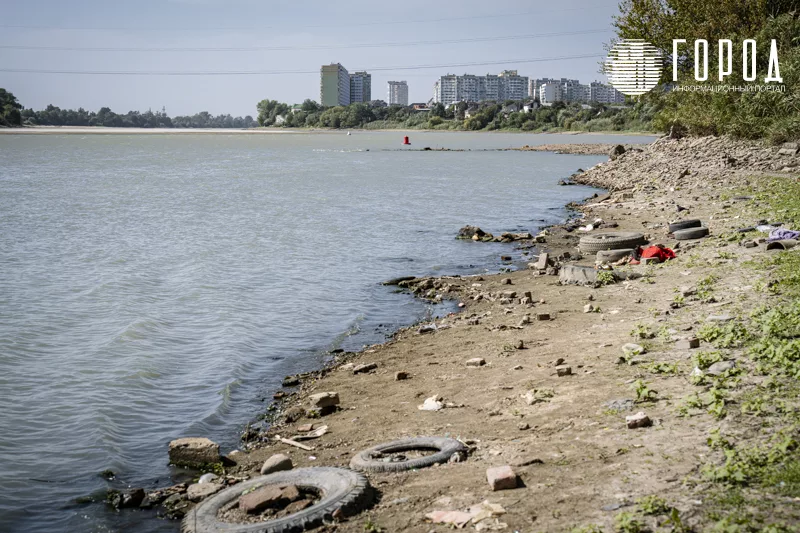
(0, 29, 611, 53)
(0, 6, 609, 32)
(0, 53, 603, 76)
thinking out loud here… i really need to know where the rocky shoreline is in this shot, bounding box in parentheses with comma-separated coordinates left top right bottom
(127, 135, 800, 531)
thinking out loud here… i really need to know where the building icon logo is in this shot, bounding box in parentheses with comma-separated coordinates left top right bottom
(605, 39, 663, 96)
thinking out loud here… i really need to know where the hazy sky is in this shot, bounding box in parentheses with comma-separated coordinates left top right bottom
(1, 0, 621, 117)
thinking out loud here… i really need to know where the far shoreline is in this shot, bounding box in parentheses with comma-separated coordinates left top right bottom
(0, 125, 658, 136)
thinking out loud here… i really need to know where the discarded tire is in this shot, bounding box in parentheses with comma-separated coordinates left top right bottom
(182, 467, 373, 533)
(596, 248, 635, 262)
(668, 219, 702, 232)
(673, 227, 709, 240)
(579, 232, 647, 253)
(349, 437, 467, 473)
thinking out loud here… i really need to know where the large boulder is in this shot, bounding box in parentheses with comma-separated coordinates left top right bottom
(168, 437, 220, 467)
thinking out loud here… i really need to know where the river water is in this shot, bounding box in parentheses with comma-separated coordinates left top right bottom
(0, 131, 654, 532)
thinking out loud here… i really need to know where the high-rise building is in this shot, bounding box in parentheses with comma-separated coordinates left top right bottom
(349, 71, 371, 104)
(387, 81, 409, 106)
(320, 63, 350, 107)
(432, 71, 529, 105)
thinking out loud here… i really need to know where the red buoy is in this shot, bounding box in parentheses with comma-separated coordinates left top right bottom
(403, 136, 410, 145)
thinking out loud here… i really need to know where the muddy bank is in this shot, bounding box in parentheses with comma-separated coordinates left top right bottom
(154, 135, 799, 532)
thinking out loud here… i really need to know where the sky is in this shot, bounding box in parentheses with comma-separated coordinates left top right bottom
(0, 0, 622, 117)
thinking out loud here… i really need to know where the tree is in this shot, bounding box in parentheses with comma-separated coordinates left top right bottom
(0, 89, 23, 127)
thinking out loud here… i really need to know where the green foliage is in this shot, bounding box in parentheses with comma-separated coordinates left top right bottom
(597, 270, 617, 286)
(697, 274, 719, 302)
(630, 323, 656, 339)
(645, 361, 679, 374)
(692, 350, 726, 370)
(636, 495, 671, 515)
(614, 512, 645, 533)
(0, 88, 23, 127)
(633, 379, 658, 403)
(14, 102, 255, 128)
(697, 322, 751, 349)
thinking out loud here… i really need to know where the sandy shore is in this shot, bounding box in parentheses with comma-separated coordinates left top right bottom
(135, 136, 800, 531)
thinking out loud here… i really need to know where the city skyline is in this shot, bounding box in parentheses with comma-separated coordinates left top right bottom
(1, 0, 622, 116)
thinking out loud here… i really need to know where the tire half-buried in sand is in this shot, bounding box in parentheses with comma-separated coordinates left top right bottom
(349, 437, 467, 473)
(181, 467, 373, 533)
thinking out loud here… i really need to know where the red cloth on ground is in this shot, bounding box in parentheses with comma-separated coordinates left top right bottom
(639, 245, 676, 261)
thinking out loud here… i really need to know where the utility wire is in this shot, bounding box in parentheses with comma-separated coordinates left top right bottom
(0, 29, 611, 53)
(0, 6, 609, 32)
(0, 53, 603, 76)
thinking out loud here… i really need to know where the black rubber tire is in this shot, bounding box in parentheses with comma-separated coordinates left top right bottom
(596, 248, 635, 262)
(673, 227, 709, 240)
(349, 437, 467, 473)
(181, 467, 373, 533)
(668, 219, 702, 232)
(578, 232, 647, 253)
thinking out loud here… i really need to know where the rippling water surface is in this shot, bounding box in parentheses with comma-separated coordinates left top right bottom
(0, 131, 653, 532)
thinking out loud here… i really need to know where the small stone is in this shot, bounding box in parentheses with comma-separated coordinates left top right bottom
(626, 411, 652, 429)
(584, 304, 595, 313)
(680, 286, 696, 297)
(108, 488, 146, 509)
(283, 405, 306, 423)
(675, 337, 700, 350)
(520, 296, 533, 305)
(198, 473, 218, 484)
(501, 290, 517, 299)
(518, 422, 530, 430)
(296, 423, 314, 432)
(518, 315, 531, 326)
(502, 278, 513, 285)
(515, 340, 524, 350)
(168, 437, 220, 466)
(353, 363, 377, 374)
(587, 294, 595, 301)
(466, 357, 486, 368)
(486, 465, 518, 490)
(395, 371, 409, 381)
(260, 453, 294, 475)
(187, 482, 223, 503)
(555, 365, 572, 377)
(622, 343, 645, 356)
(239, 486, 286, 514)
(308, 392, 340, 409)
(707, 360, 735, 376)
(282, 376, 300, 387)
(535, 253, 551, 270)
(512, 365, 523, 370)
(536, 313, 551, 321)
(284, 499, 313, 514)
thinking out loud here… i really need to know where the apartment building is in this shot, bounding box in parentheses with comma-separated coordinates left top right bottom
(320, 63, 350, 107)
(387, 81, 409, 106)
(537, 79, 626, 104)
(350, 71, 372, 104)
(432, 71, 530, 105)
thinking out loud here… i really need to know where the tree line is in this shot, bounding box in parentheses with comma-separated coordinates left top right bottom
(0, 90, 256, 129)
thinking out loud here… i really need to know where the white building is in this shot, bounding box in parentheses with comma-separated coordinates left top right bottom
(387, 81, 409, 106)
(432, 71, 529, 105)
(537, 79, 625, 104)
(320, 63, 350, 107)
(349, 71, 371, 104)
